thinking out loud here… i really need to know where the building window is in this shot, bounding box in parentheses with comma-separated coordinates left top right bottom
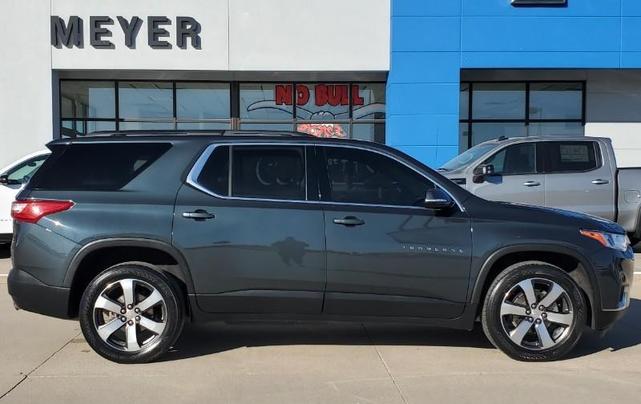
(176, 82, 231, 130)
(60, 81, 116, 137)
(459, 81, 585, 150)
(60, 80, 385, 142)
(239, 82, 385, 142)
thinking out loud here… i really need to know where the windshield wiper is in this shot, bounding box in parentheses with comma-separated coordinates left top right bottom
(436, 168, 449, 172)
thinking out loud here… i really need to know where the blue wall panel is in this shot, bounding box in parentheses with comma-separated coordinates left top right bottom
(463, 0, 621, 16)
(461, 17, 620, 52)
(622, 0, 641, 16)
(388, 52, 460, 84)
(461, 52, 622, 68)
(392, 17, 461, 51)
(393, 0, 461, 16)
(387, 0, 641, 168)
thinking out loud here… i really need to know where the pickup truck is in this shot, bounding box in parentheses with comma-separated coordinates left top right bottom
(439, 136, 641, 244)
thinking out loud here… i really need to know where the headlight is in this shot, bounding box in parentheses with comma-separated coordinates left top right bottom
(580, 229, 630, 252)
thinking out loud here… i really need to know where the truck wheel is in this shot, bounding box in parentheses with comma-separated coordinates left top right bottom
(79, 264, 185, 364)
(481, 261, 586, 361)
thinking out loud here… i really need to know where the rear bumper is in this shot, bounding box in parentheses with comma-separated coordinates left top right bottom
(0, 233, 12, 244)
(7, 268, 71, 319)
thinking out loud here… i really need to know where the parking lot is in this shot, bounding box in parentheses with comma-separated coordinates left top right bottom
(0, 247, 640, 403)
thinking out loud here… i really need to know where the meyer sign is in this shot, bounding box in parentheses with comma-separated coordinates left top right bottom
(50, 16, 202, 49)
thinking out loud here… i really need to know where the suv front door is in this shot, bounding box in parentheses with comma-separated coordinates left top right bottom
(173, 144, 326, 314)
(316, 145, 472, 319)
(468, 142, 545, 206)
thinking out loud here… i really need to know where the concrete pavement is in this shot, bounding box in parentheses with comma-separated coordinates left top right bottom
(1, 248, 641, 403)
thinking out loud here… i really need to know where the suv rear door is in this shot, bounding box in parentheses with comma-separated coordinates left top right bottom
(541, 140, 615, 220)
(172, 143, 326, 314)
(315, 145, 471, 319)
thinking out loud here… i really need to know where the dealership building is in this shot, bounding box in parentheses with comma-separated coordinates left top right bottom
(3, 0, 641, 168)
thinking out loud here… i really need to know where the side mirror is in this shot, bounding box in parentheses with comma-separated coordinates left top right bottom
(472, 164, 495, 184)
(0, 174, 21, 186)
(423, 188, 455, 210)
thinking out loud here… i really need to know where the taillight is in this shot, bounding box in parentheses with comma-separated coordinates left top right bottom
(11, 199, 74, 224)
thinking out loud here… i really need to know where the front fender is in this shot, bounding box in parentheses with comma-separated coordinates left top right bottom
(468, 243, 599, 325)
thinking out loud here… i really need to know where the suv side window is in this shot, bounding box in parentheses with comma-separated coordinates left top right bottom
(195, 145, 307, 201)
(232, 146, 306, 200)
(196, 146, 229, 196)
(320, 146, 435, 207)
(540, 141, 599, 173)
(4, 155, 48, 184)
(482, 143, 536, 175)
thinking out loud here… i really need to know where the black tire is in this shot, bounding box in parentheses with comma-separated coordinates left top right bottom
(79, 264, 185, 364)
(481, 261, 587, 361)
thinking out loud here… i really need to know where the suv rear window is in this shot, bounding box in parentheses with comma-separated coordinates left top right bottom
(29, 143, 170, 191)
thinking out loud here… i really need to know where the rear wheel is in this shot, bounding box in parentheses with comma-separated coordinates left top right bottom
(79, 264, 185, 363)
(481, 262, 586, 361)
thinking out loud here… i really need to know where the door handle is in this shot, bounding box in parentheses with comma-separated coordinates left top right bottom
(182, 209, 215, 220)
(333, 216, 365, 226)
(523, 181, 541, 187)
(592, 179, 610, 185)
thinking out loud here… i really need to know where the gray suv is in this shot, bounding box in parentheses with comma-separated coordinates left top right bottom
(7, 131, 635, 363)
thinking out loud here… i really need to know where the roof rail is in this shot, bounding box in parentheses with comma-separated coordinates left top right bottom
(85, 129, 314, 138)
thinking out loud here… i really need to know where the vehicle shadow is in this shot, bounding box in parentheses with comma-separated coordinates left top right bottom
(162, 321, 494, 362)
(568, 297, 641, 359)
(163, 299, 641, 362)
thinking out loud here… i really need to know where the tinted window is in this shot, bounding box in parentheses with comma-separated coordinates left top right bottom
(29, 143, 170, 191)
(61, 81, 115, 119)
(196, 146, 229, 196)
(483, 143, 536, 175)
(441, 142, 498, 172)
(176, 82, 230, 120)
(231, 146, 306, 200)
(321, 147, 434, 206)
(472, 83, 525, 120)
(5, 155, 48, 184)
(542, 142, 599, 173)
(529, 82, 582, 120)
(118, 82, 173, 120)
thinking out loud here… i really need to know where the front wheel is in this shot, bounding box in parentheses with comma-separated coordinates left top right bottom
(481, 262, 587, 361)
(79, 264, 185, 363)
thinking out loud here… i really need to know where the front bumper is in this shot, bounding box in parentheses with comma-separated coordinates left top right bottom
(7, 268, 71, 319)
(591, 248, 635, 331)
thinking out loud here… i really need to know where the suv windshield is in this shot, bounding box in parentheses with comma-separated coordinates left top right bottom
(439, 143, 498, 172)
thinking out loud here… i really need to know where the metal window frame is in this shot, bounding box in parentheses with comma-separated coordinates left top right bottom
(459, 80, 587, 149)
(58, 79, 386, 141)
(186, 142, 465, 212)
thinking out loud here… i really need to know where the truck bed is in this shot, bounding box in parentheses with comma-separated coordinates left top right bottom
(617, 167, 641, 237)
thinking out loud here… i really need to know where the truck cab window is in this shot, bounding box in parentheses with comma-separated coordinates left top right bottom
(482, 143, 536, 175)
(540, 141, 599, 173)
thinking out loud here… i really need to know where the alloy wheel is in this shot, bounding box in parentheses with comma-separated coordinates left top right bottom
(93, 278, 167, 352)
(500, 277, 574, 350)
